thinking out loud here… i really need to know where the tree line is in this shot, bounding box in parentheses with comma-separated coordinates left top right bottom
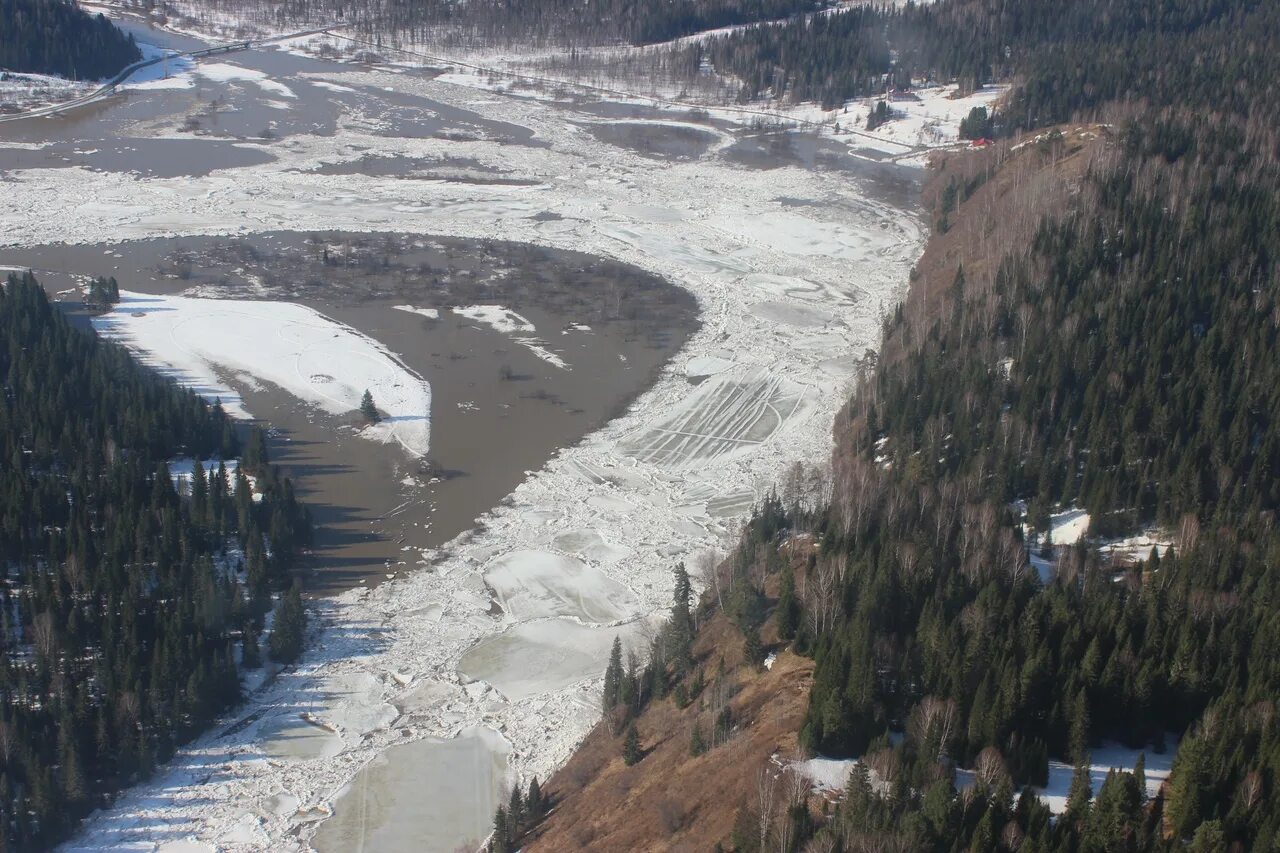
(1, 0, 140, 80)
(0, 272, 312, 850)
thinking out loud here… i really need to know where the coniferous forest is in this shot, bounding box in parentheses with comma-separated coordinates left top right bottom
(0, 273, 311, 850)
(673, 0, 1280, 850)
(0, 0, 141, 80)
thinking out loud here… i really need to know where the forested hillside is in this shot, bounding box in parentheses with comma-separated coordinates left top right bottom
(686, 0, 1280, 109)
(0, 0, 141, 80)
(520, 0, 1280, 850)
(0, 273, 311, 850)
(153, 0, 822, 48)
(770, 0, 1280, 848)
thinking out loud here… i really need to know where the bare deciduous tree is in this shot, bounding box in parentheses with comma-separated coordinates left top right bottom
(757, 767, 778, 852)
(865, 748, 901, 792)
(975, 745, 1010, 791)
(910, 696, 959, 763)
(1001, 820, 1026, 851)
(896, 541, 922, 582)
(1177, 513, 1201, 552)
(783, 767, 812, 810)
(0, 721, 12, 765)
(804, 557, 840, 636)
(803, 834, 838, 853)
(696, 548, 723, 610)
(1000, 528, 1028, 583)
(1240, 770, 1264, 811)
(32, 611, 57, 663)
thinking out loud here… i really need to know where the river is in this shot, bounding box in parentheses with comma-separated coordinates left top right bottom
(1, 15, 925, 852)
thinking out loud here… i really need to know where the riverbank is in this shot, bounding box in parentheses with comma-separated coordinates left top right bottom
(2, 23, 928, 850)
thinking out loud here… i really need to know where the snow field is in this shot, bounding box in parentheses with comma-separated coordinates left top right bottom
(196, 62, 297, 99)
(392, 304, 438, 319)
(452, 304, 535, 334)
(92, 291, 432, 456)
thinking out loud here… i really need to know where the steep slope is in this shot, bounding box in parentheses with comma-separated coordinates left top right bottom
(529, 611, 814, 851)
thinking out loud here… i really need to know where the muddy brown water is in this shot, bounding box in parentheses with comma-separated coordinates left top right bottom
(4, 231, 697, 593)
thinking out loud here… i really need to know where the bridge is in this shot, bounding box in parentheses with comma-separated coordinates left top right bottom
(0, 25, 342, 124)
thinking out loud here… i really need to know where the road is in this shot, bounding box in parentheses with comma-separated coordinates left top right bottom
(0, 24, 344, 124)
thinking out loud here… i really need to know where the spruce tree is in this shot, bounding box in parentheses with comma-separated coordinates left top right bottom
(668, 563, 694, 676)
(507, 784, 524, 836)
(490, 805, 509, 853)
(602, 636, 623, 716)
(1066, 757, 1093, 821)
(360, 389, 380, 423)
(269, 583, 306, 664)
(623, 723, 641, 766)
(242, 628, 262, 669)
(526, 776, 543, 820)
(776, 563, 799, 641)
(743, 627, 764, 668)
(690, 721, 706, 756)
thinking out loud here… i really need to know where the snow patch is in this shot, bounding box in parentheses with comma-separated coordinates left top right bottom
(1034, 741, 1176, 815)
(196, 62, 297, 99)
(791, 756, 857, 793)
(452, 304, 535, 334)
(92, 292, 431, 457)
(393, 304, 439, 319)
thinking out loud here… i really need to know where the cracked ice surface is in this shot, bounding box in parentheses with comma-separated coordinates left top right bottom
(11, 57, 926, 853)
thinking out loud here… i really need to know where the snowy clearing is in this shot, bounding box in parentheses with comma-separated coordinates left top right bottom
(166, 457, 260, 501)
(1049, 507, 1091, 545)
(1034, 741, 1176, 814)
(791, 756, 858, 793)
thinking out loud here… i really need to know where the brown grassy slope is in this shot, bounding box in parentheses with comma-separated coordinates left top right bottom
(527, 585, 814, 851)
(888, 125, 1109, 369)
(835, 125, 1109, 471)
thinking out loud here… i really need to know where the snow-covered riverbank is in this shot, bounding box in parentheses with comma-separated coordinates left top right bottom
(94, 290, 432, 456)
(2, 38, 928, 851)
